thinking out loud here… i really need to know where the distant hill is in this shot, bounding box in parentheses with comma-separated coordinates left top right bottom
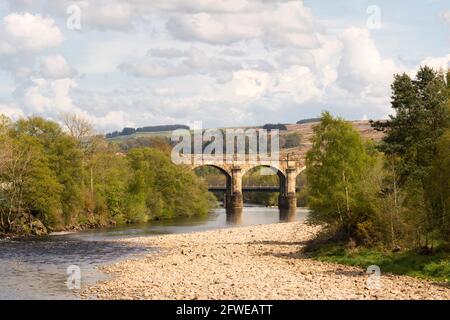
(296, 118, 321, 125)
(262, 123, 288, 131)
(106, 124, 190, 139)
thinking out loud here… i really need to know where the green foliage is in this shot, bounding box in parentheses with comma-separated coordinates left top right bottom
(372, 66, 449, 182)
(281, 132, 301, 148)
(371, 67, 450, 247)
(242, 167, 280, 206)
(426, 129, 450, 241)
(305, 66, 450, 256)
(0, 116, 212, 236)
(305, 111, 380, 240)
(87, 151, 130, 224)
(0, 133, 62, 230)
(12, 117, 84, 226)
(126, 148, 212, 222)
(296, 172, 308, 206)
(19, 138, 63, 227)
(307, 243, 450, 283)
(0, 114, 11, 134)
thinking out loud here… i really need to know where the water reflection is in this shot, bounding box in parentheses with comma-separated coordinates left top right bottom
(225, 206, 299, 225)
(226, 207, 243, 225)
(0, 206, 309, 299)
(0, 239, 151, 300)
(279, 207, 297, 222)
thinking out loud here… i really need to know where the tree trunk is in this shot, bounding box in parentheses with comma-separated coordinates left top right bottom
(391, 161, 398, 247)
(90, 166, 94, 197)
(342, 170, 350, 217)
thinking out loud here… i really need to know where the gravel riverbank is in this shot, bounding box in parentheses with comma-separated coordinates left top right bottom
(81, 222, 449, 300)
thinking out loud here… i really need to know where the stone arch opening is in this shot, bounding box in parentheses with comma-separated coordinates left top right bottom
(241, 165, 286, 206)
(193, 164, 232, 206)
(193, 164, 231, 184)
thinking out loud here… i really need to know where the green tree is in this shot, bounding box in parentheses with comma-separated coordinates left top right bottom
(306, 112, 379, 241)
(281, 132, 302, 148)
(0, 114, 10, 134)
(126, 148, 212, 222)
(371, 67, 449, 182)
(371, 67, 450, 247)
(426, 130, 450, 241)
(1, 116, 214, 236)
(12, 117, 84, 225)
(84, 148, 130, 225)
(0, 133, 62, 233)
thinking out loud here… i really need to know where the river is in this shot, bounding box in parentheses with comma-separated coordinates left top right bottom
(0, 206, 309, 300)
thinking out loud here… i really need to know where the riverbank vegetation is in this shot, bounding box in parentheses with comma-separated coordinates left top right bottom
(306, 243, 450, 282)
(0, 115, 212, 237)
(305, 66, 450, 281)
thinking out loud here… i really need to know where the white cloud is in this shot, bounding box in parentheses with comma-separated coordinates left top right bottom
(153, 87, 177, 96)
(232, 70, 269, 98)
(166, 1, 321, 48)
(10, 76, 136, 132)
(87, 2, 134, 30)
(39, 54, 75, 79)
(0, 0, 445, 131)
(0, 13, 63, 54)
(336, 27, 398, 96)
(441, 11, 450, 26)
(148, 48, 190, 58)
(0, 102, 24, 119)
(219, 49, 246, 57)
(118, 57, 188, 78)
(416, 54, 450, 72)
(14, 78, 77, 115)
(143, 0, 252, 14)
(5, 0, 136, 31)
(119, 47, 239, 81)
(4, 0, 281, 32)
(5, 0, 40, 11)
(166, 12, 260, 45)
(72, 1, 135, 31)
(78, 37, 149, 74)
(271, 65, 322, 104)
(93, 110, 131, 131)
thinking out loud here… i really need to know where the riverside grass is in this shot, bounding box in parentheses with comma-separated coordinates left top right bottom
(307, 243, 450, 283)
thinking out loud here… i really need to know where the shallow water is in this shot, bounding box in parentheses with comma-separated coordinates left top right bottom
(0, 206, 309, 300)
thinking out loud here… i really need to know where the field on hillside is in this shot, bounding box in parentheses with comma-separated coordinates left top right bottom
(281, 120, 384, 157)
(106, 121, 384, 158)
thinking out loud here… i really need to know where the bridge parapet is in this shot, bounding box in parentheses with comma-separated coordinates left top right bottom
(186, 154, 304, 173)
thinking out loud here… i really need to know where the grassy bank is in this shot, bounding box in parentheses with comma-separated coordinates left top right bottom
(306, 243, 450, 283)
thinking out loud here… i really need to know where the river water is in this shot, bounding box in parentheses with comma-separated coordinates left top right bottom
(0, 206, 309, 300)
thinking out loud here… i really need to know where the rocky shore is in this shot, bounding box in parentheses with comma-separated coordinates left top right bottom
(81, 222, 449, 300)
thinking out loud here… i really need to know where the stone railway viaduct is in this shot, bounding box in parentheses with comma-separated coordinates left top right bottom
(185, 155, 305, 210)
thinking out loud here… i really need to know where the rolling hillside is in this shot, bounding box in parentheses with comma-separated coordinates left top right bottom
(107, 120, 384, 158)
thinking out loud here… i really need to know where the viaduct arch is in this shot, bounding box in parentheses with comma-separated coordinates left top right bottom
(188, 155, 305, 210)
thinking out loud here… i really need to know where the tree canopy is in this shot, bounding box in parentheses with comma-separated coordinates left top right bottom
(0, 116, 212, 236)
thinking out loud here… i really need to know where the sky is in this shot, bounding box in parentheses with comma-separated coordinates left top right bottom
(0, 0, 449, 133)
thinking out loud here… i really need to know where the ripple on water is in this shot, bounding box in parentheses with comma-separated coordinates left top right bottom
(0, 239, 152, 300)
(0, 207, 309, 299)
